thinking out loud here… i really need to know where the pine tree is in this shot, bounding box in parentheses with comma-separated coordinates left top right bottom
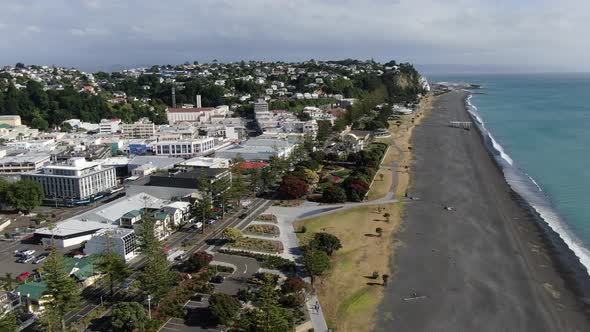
(43, 252, 81, 331)
(96, 232, 132, 298)
(136, 215, 175, 299)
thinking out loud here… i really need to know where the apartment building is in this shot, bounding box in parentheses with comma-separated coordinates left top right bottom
(121, 118, 156, 138)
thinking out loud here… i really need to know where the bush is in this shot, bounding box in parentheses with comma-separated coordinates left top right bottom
(187, 251, 213, 272)
(278, 175, 309, 199)
(281, 276, 305, 294)
(210, 265, 235, 273)
(226, 237, 283, 253)
(322, 185, 347, 203)
(245, 224, 280, 236)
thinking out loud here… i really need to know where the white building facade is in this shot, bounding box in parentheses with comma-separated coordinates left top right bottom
(154, 138, 215, 158)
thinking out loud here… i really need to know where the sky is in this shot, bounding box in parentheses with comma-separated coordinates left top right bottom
(0, 0, 588, 73)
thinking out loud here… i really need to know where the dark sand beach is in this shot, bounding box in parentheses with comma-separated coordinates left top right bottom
(376, 91, 590, 331)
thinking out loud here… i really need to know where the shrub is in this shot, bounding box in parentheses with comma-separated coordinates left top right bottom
(245, 224, 280, 236)
(187, 251, 213, 272)
(281, 276, 306, 294)
(278, 175, 309, 199)
(322, 185, 347, 203)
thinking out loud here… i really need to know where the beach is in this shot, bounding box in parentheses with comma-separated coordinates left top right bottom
(375, 91, 590, 331)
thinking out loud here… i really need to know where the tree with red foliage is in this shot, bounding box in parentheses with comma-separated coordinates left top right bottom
(187, 251, 213, 272)
(281, 276, 306, 294)
(278, 175, 309, 199)
(344, 178, 370, 202)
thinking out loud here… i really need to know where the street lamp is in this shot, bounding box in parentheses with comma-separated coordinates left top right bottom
(147, 295, 152, 320)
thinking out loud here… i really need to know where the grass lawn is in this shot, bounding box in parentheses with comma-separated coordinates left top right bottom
(295, 203, 402, 332)
(226, 237, 284, 253)
(367, 168, 393, 201)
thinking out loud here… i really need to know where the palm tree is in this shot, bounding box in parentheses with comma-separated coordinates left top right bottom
(376, 227, 383, 237)
(382, 274, 390, 286)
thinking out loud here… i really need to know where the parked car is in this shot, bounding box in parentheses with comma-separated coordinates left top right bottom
(21, 255, 35, 264)
(175, 253, 187, 261)
(209, 275, 225, 284)
(33, 254, 48, 264)
(16, 272, 30, 280)
(22, 250, 36, 257)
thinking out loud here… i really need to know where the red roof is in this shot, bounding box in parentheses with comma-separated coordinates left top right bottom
(240, 161, 268, 169)
(167, 107, 215, 113)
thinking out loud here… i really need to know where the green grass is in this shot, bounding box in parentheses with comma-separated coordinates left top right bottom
(336, 287, 379, 320)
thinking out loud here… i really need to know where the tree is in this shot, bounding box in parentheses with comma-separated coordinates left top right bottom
(59, 122, 72, 132)
(209, 293, 242, 327)
(376, 227, 383, 237)
(278, 175, 309, 199)
(43, 251, 81, 331)
(322, 185, 347, 203)
(187, 251, 212, 272)
(7, 180, 44, 213)
(302, 248, 331, 286)
(222, 227, 244, 242)
(31, 117, 49, 131)
(111, 302, 147, 332)
(96, 233, 132, 298)
(229, 173, 247, 204)
(15, 62, 25, 69)
(382, 274, 390, 286)
(0, 313, 18, 332)
(249, 168, 262, 192)
(192, 198, 214, 224)
(136, 215, 175, 299)
(309, 232, 342, 256)
(281, 276, 305, 294)
(379, 173, 384, 181)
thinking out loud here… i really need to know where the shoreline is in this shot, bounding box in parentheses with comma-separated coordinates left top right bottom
(375, 90, 590, 331)
(464, 92, 590, 314)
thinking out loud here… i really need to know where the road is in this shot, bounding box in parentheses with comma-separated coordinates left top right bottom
(64, 197, 273, 327)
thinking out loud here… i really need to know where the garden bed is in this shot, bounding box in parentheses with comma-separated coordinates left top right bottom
(256, 214, 278, 223)
(226, 237, 284, 254)
(245, 224, 280, 236)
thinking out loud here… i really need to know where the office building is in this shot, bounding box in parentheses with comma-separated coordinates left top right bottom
(154, 138, 215, 158)
(22, 157, 117, 204)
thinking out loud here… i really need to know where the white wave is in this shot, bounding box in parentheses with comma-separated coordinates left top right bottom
(467, 93, 590, 275)
(525, 173, 543, 192)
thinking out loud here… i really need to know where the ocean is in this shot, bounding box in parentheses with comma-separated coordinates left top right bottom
(428, 73, 590, 274)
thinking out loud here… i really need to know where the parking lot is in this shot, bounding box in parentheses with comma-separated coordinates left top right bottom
(159, 294, 222, 332)
(0, 240, 50, 277)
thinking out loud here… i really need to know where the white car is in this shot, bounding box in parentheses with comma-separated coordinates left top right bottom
(22, 255, 35, 263)
(22, 250, 36, 256)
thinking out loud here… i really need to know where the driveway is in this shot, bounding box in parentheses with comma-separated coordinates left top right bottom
(210, 253, 260, 295)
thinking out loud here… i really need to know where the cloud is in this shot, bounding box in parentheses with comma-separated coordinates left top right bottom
(0, 0, 588, 71)
(69, 27, 109, 37)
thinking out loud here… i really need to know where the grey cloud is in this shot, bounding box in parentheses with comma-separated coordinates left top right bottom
(0, 0, 588, 71)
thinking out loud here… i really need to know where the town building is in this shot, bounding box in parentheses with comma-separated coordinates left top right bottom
(99, 118, 122, 134)
(6, 139, 56, 152)
(215, 138, 294, 161)
(154, 138, 215, 158)
(22, 157, 117, 204)
(85, 228, 138, 262)
(121, 118, 156, 138)
(0, 115, 21, 127)
(0, 153, 50, 174)
(33, 193, 168, 247)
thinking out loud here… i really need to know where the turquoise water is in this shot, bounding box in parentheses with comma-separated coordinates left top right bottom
(429, 73, 590, 268)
